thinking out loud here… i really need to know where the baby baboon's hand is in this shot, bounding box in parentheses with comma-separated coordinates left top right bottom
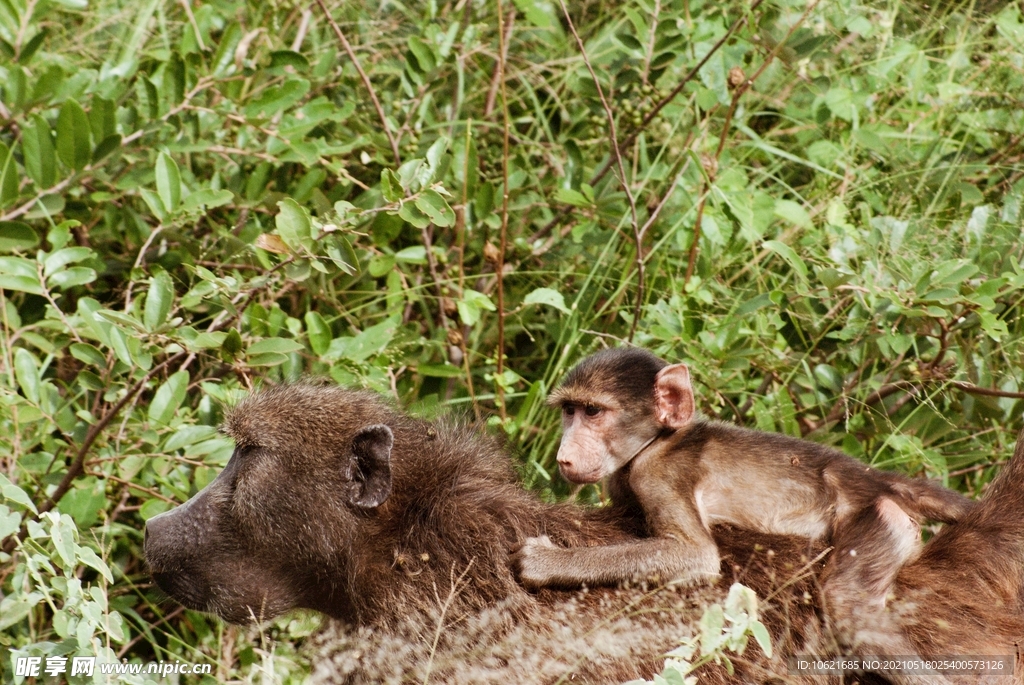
(511, 535, 558, 590)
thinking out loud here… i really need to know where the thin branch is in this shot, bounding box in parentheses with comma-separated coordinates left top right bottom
(313, 0, 401, 166)
(2, 352, 188, 554)
(178, 0, 206, 51)
(530, 0, 762, 245)
(484, 10, 516, 117)
(558, 0, 643, 340)
(494, 0, 512, 420)
(686, 0, 820, 283)
(456, 123, 481, 422)
(949, 381, 1024, 400)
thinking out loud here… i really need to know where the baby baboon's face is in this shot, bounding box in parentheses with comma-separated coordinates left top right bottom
(145, 385, 396, 623)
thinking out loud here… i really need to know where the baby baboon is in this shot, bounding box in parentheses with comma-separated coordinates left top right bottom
(145, 383, 832, 684)
(513, 347, 974, 594)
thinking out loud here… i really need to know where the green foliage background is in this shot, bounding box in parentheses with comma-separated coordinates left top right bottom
(1, 0, 1022, 680)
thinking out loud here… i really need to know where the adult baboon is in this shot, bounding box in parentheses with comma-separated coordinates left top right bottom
(147, 382, 1021, 684)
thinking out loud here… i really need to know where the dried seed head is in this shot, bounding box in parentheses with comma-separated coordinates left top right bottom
(728, 66, 746, 89)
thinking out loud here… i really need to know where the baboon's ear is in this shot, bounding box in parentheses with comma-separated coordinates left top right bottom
(343, 424, 394, 509)
(654, 363, 695, 430)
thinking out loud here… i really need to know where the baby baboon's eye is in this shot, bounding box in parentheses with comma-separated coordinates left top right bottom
(584, 405, 601, 417)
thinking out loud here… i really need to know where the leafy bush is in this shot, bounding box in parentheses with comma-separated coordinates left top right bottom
(1, 0, 1022, 680)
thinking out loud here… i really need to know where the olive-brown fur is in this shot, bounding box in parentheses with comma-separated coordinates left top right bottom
(145, 383, 839, 684)
(145, 381, 1024, 684)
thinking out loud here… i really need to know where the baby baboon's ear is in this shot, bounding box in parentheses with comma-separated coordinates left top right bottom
(654, 363, 695, 430)
(344, 424, 394, 509)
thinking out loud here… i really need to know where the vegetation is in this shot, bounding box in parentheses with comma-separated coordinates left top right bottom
(1, 0, 1022, 680)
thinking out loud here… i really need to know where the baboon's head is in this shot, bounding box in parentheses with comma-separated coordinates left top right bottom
(144, 384, 397, 624)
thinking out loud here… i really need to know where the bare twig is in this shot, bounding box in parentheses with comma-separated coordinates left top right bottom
(313, 0, 401, 166)
(494, 0, 512, 420)
(949, 381, 1024, 400)
(178, 0, 206, 51)
(422, 561, 475, 685)
(558, 0, 643, 340)
(484, 10, 516, 117)
(457, 123, 481, 421)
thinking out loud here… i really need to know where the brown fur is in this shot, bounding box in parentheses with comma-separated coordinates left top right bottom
(145, 383, 837, 684)
(516, 348, 974, 600)
(827, 429, 1024, 684)
(148, 381, 1022, 684)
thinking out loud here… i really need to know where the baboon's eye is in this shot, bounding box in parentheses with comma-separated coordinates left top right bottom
(584, 405, 601, 417)
(563, 404, 576, 416)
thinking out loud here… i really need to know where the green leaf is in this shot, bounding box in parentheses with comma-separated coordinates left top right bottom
(554, 187, 591, 207)
(746, 619, 771, 657)
(155, 152, 182, 213)
(0, 255, 43, 293)
(50, 514, 77, 570)
(762, 240, 808, 280)
(43, 246, 92, 277)
(14, 348, 40, 403)
(139, 498, 171, 521)
(0, 222, 38, 252)
(523, 287, 569, 314)
(180, 188, 234, 212)
(221, 329, 243, 355)
(140, 188, 168, 221)
(773, 199, 812, 229)
(144, 271, 174, 330)
(305, 311, 332, 355)
(248, 337, 305, 355)
(92, 134, 122, 163)
(269, 50, 310, 71)
(107, 327, 133, 366)
(0, 506, 20, 540)
(456, 289, 496, 326)
(89, 96, 116, 141)
(95, 309, 147, 333)
(148, 370, 190, 425)
(21, 114, 56, 188)
(512, 0, 556, 29)
(322, 319, 397, 362)
(393, 246, 426, 264)
(414, 189, 456, 227)
(0, 473, 37, 513)
(381, 169, 404, 203)
(247, 352, 289, 367)
(56, 99, 91, 171)
(47, 266, 96, 290)
(0, 142, 19, 207)
(407, 36, 436, 73)
(824, 86, 856, 122)
(70, 342, 107, 367)
(275, 198, 312, 250)
(699, 603, 726, 653)
(77, 546, 113, 583)
(244, 78, 310, 118)
(417, 363, 463, 378)
(398, 200, 430, 228)
(979, 310, 1009, 341)
(368, 253, 396, 277)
